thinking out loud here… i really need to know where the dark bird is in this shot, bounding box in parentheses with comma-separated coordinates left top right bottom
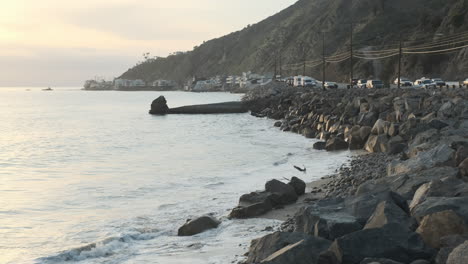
(294, 165, 307, 173)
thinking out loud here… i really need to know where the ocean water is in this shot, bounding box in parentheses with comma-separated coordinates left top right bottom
(0, 88, 350, 264)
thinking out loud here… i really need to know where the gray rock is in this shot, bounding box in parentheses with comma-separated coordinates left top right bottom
(410, 260, 430, 264)
(328, 223, 434, 264)
(446, 241, 468, 264)
(387, 143, 455, 176)
(360, 258, 404, 264)
(261, 236, 332, 264)
(149, 96, 169, 115)
(239, 191, 280, 207)
(229, 201, 273, 219)
(359, 126, 373, 142)
(314, 214, 362, 240)
(294, 198, 345, 234)
(265, 179, 298, 205)
(459, 158, 468, 178)
(365, 134, 389, 153)
(388, 123, 400, 137)
(364, 200, 412, 230)
(409, 178, 467, 213)
(177, 215, 220, 236)
(326, 137, 349, 151)
(428, 119, 449, 130)
(416, 210, 468, 249)
(345, 191, 408, 224)
(412, 197, 468, 224)
(435, 235, 468, 264)
(313, 141, 327, 150)
(245, 232, 308, 263)
(372, 119, 390, 135)
(288, 177, 306, 196)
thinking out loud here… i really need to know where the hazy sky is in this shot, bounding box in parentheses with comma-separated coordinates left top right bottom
(0, 0, 296, 86)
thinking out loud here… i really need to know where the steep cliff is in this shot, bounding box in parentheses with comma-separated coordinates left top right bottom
(120, 0, 468, 83)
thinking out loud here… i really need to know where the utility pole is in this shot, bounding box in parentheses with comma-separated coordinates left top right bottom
(274, 53, 277, 79)
(279, 51, 282, 77)
(398, 35, 402, 89)
(322, 32, 326, 91)
(302, 51, 306, 76)
(350, 22, 354, 89)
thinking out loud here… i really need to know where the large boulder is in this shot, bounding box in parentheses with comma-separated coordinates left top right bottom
(314, 214, 363, 240)
(460, 158, 468, 178)
(326, 137, 349, 151)
(313, 141, 327, 150)
(328, 223, 434, 264)
(345, 191, 408, 224)
(265, 179, 298, 205)
(365, 134, 389, 153)
(261, 236, 332, 264)
(245, 232, 309, 263)
(229, 201, 273, 219)
(435, 235, 468, 264)
(412, 197, 468, 224)
(416, 210, 468, 249)
(446, 241, 468, 264)
(358, 112, 378, 127)
(294, 198, 346, 234)
(288, 177, 306, 196)
(177, 215, 220, 236)
(387, 136, 407, 154)
(359, 126, 373, 142)
(409, 178, 468, 212)
(239, 191, 278, 207)
(149, 96, 169, 115)
(387, 144, 455, 176)
(364, 201, 413, 230)
(455, 146, 468, 166)
(360, 258, 404, 264)
(372, 119, 390, 135)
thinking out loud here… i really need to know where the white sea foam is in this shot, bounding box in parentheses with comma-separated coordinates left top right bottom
(0, 90, 350, 264)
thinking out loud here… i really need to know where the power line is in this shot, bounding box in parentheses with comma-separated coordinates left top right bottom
(403, 43, 468, 54)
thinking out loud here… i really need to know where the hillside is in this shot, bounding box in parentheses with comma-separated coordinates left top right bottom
(119, 0, 468, 84)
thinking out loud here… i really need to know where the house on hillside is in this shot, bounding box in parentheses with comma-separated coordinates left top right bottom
(114, 79, 146, 88)
(152, 80, 175, 87)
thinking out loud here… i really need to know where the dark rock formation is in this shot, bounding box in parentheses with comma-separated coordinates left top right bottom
(149, 96, 169, 115)
(177, 215, 220, 236)
(328, 223, 434, 264)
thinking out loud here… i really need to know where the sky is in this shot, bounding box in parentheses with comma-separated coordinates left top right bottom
(0, 0, 297, 87)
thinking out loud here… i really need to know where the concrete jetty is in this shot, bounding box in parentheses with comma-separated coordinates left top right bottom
(149, 96, 248, 115)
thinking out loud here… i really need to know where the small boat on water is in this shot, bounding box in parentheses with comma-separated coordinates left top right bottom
(42, 87, 53, 91)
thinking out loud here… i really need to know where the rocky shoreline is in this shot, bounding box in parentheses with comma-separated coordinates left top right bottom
(233, 83, 468, 264)
(166, 82, 468, 264)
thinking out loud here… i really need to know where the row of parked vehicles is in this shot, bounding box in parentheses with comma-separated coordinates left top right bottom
(279, 75, 468, 89)
(281, 76, 339, 89)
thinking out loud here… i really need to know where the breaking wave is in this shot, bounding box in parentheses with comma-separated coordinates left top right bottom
(38, 230, 160, 263)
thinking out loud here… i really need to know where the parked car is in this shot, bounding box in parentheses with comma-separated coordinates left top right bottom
(414, 79, 436, 89)
(357, 79, 367, 88)
(302, 77, 318, 87)
(366, 80, 384, 89)
(324, 82, 338, 89)
(351, 78, 359, 86)
(394, 77, 412, 87)
(431, 78, 446, 87)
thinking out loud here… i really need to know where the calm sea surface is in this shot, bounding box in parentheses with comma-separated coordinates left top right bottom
(0, 88, 349, 264)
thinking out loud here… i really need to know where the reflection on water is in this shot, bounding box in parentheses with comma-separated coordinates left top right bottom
(0, 88, 349, 264)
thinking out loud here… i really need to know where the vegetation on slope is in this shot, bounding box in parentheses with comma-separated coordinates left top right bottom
(120, 0, 468, 84)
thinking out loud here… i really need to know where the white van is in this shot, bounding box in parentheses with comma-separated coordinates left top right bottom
(293, 76, 303, 87)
